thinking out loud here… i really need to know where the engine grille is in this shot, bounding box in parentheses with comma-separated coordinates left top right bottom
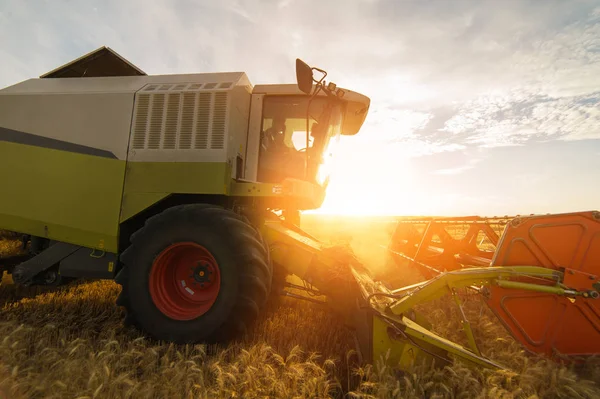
(131, 84, 231, 151)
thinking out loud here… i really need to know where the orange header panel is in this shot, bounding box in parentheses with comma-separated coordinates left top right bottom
(487, 211, 600, 358)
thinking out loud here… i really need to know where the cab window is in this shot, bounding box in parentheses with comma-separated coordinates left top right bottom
(257, 96, 326, 183)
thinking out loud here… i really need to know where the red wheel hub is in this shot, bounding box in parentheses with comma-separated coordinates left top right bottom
(149, 242, 221, 321)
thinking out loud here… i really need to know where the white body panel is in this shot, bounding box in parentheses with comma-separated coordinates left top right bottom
(0, 72, 252, 164)
(245, 94, 264, 181)
(127, 79, 252, 172)
(0, 90, 134, 160)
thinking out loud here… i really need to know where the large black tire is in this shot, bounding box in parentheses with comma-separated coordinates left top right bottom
(115, 204, 272, 344)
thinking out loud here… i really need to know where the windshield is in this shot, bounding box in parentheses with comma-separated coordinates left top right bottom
(316, 104, 342, 186)
(257, 95, 344, 185)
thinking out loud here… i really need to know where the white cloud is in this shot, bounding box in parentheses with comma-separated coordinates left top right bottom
(429, 5, 600, 147)
(441, 90, 600, 145)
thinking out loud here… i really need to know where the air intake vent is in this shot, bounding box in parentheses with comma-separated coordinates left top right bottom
(195, 93, 211, 149)
(148, 94, 165, 149)
(163, 93, 180, 149)
(141, 83, 218, 92)
(132, 94, 150, 149)
(179, 92, 195, 149)
(211, 92, 227, 149)
(131, 87, 230, 152)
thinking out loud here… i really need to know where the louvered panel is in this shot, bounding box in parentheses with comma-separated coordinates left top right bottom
(148, 94, 165, 149)
(179, 92, 196, 149)
(163, 93, 180, 149)
(211, 92, 227, 149)
(130, 80, 237, 160)
(194, 92, 211, 149)
(132, 94, 150, 149)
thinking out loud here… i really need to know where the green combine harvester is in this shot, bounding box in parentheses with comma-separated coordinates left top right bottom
(1, 47, 599, 371)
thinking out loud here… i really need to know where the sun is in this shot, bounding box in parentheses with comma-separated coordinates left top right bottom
(306, 136, 425, 216)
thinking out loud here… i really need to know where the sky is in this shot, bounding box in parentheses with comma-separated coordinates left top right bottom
(1, 0, 599, 216)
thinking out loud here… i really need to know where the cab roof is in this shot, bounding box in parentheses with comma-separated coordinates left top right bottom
(254, 84, 370, 136)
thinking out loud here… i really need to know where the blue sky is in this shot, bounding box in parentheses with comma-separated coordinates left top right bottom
(1, 0, 599, 216)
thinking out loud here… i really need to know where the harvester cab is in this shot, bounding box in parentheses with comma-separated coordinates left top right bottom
(1, 47, 599, 378)
(250, 61, 369, 215)
(256, 59, 351, 188)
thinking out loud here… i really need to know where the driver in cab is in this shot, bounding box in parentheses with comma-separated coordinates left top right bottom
(263, 116, 292, 153)
(259, 116, 304, 182)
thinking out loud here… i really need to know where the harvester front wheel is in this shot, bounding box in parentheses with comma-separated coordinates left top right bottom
(116, 204, 271, 343)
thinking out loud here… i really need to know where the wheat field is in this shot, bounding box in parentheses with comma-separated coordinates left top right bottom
(1, 217, 600, 398)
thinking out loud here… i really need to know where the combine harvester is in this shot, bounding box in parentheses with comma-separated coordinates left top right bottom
(0, 47, 599, 372)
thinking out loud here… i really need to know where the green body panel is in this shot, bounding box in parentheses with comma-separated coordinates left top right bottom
(119, 162, 232, 223)
(120, 192, 170, 223)
(123, 162, 231, 195)
(371, 315, 429, 369)
(231, 178, 326, 209)
(120, 167, 328, 223)
(260, 219, 322, 279)
(0, 141, 126, 252)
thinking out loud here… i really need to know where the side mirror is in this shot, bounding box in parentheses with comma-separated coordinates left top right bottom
(296, 58, 313, 95)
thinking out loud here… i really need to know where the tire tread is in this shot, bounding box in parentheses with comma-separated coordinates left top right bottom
(115, 204, 272, 343)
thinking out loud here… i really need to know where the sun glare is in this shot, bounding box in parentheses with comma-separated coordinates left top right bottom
(308, 136, 425, 216)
